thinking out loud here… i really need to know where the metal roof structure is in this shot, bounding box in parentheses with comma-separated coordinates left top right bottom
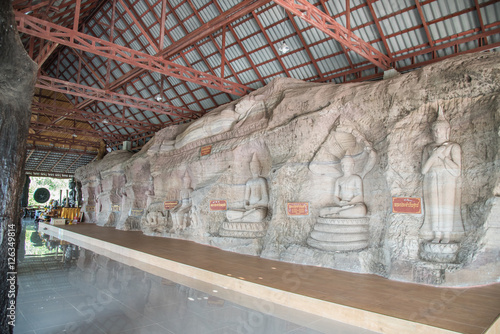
(13, 0, 500, 177)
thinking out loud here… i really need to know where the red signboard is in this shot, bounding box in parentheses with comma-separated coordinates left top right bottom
(287, 202, 309, 216)
(200, 145, 212, 156)
(210, 200, 227, 211)
(164, 201, 178, 210)
(392, 197, 422, 214)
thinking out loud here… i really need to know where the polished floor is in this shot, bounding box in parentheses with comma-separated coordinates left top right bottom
(14, 221, 378, 334)
(34, 221, 500, 334)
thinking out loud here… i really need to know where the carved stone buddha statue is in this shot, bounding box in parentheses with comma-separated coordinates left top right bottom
(318, 156, 367, 219)
(170, 172, 193, 232)
(307, 128, 376, 252)
(220, 154, 269, 238)
(419, 106, 464, 263)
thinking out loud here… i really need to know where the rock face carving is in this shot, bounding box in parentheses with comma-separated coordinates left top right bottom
(307, 129, 376, 252)
(163, 94, 266, 150)
(419, 107, 464, 263)
(220, 154, 269, 238)
(318, 156, 367, 218)
(170, 172, 193, 232)
(75, 150, 133, 227)
(116, 156, 151, 231)
(75, 53, 500, 286)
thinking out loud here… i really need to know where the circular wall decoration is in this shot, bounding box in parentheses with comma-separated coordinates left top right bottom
(34, 188, 51, 203)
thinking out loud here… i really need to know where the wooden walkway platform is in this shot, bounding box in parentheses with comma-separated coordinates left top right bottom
(39, 222, 500, 334)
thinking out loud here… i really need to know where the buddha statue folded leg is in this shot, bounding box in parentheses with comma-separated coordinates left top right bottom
(226, 207, 267, 223)
(319, 203, 367, 218)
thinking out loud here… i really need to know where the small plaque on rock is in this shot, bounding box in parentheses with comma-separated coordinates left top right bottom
(111, 205, 120, 212)
(210, 200, 227, 211)
(164, 201, 178, 210)
(130, 209, 144, 216)
(392, 197, 421, 214)
(287, 202, 309, 216)
(200, 145, 212, 156)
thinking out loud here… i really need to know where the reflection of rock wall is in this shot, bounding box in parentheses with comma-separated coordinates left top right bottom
(75, 53, 500, 286)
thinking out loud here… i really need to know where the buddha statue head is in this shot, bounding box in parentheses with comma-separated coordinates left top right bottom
(182, 171, 191, 188)
(249, 154, 262, 178)
(340, 155, 355, 176)
(431, 106, 451, 145)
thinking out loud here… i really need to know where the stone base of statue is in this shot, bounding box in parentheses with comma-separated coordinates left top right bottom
(219, 221, 266, 238)
(307, 217, 369, 252)
(419, 241, 460, 263)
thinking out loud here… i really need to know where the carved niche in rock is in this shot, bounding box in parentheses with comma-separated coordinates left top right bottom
(307, 123, 377, 252)
(220, 153, 270, 238)
(419, 106, 464, 263)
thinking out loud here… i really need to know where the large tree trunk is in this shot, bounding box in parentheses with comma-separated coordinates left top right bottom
(0, 2, 38, 333)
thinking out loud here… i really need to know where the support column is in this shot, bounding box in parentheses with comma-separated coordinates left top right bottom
(0, 2, 38, 334)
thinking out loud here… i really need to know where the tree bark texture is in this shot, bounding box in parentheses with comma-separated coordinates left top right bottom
(0, 1, 37, 333)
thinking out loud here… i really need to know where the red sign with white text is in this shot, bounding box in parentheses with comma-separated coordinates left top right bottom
(210, 200, 227, 211)
(200, 145, 212, 156)
(392, 197, 421, 214)
(287, 202, 309, 216)
(164, 201, 178, 210)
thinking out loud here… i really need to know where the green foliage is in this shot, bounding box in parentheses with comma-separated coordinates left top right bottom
(28, 177, 70, 207)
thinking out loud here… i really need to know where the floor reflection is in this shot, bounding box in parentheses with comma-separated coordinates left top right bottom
(15, 219, 379, 334)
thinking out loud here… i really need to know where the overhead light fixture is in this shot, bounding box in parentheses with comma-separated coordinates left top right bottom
(103, 119, 109, 124)
(72, 133, 77, 138)
(155, 95, 163, 102)
(278, 41, 290, 54)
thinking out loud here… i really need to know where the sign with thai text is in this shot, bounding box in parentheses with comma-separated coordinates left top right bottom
(130, 209, 144, 216)
(392, 197, 421, 214)
(111, 205, 120, 212)
(287, 202, 309, 216)
(200, 145, 212, 156)
(164, 201, 178, 210)
(210, 200, 227, 211)
(86, 205, 95, 211)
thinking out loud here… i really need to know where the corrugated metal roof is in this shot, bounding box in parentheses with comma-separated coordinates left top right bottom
(24, 0, 500, 158)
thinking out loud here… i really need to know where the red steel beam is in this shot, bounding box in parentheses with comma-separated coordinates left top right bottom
(27, 134, 101, 149)
(366, 0, 393, 57)
(35, 75, 202, 120)
(273, 0, 391, 70)
(35, 41, 59, 67)
(98, 0, 270, 93)
(252, 11, 292, 77)
(31, 101, 163, 131)
(26, 144, 98, 156)
(318, 0, 355, 73)
(30, 121, 125, 141)
(50, 152, 69, 171)
(34, 151, 52, 170)
(15, 12, 252, 97)
(414, 0, 434, 47)
(63, 155, 84, 173)
(117, 0, 159, 54)
(318, 28, 500, 83)
(473, 0, 487, 46)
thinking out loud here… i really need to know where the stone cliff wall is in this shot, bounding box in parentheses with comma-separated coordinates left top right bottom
(75, 52, 500, 286)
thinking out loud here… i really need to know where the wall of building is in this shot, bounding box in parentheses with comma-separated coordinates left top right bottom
(76, 52, 500, 286)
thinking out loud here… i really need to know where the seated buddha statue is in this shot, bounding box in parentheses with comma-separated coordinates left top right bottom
(226, 154, 269, 223)
(319, 156, 367, 218)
